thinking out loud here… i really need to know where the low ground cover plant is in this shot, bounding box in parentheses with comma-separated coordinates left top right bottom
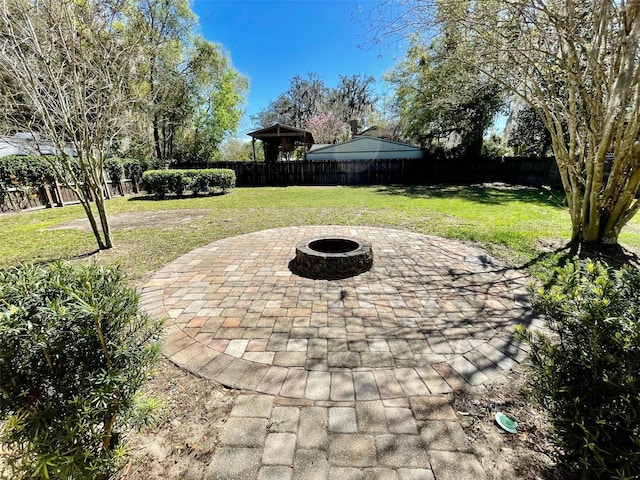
(141, 168, 236, 198)
(0, 262, 164, 479)
(520, 259, 640, 479)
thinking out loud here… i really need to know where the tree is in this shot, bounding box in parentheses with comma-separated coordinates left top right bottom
(328, 74, 379, 125)
(385, 29, 505, 154)
(0, 0, 143, 250)
(218, 138, 264, 162)
(507, 106, 553, 157)
(129, 0, 196, 161)
(130, 1, 247, 163)
(371, 0, 640, 251)
(253, 73, 379, 132)
(306, 113, 349, 144)
(181, 40, 248, 163)
(253, 73, 328, 129)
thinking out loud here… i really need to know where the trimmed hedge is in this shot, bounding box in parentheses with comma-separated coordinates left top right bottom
(141, 169, 235, 198)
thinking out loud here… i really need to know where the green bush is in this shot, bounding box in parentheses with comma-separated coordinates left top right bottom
(184, 169, 236, 194)
(141, 170, 178, 199)
(207, 168, 236, 193)
(0, 262, 164, 479)
(110, 158, 162, 187)
(519, 259, 640, 479)
(0, 155, 56, 206)
(141, 168, 235, 198)
(104, 158, 124, 184)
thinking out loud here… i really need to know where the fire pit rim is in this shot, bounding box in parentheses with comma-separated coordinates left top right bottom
(291, 235, 374, 279)
(300, 236, 371, 256)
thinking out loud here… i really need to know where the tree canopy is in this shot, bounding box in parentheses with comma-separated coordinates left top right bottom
(385, 35, 505, 155)
(0, 0, 247, 250)
(130, 0, 247, 163)
(253, 73, 378, 135)
(370, 0, 640, 251)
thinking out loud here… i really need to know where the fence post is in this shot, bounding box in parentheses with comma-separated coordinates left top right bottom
(42, 183, 56, 208)
(53, 178, 64, 207)
(102, 170, 112, 200)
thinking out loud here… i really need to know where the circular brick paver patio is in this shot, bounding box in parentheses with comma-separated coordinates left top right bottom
(140, 226, 536, 401)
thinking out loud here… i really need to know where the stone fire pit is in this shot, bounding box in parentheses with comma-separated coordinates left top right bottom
(291, 236, 373, 279)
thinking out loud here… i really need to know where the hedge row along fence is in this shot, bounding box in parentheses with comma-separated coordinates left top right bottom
(0, 156, 163, 213)
(141, 169, 236, 199)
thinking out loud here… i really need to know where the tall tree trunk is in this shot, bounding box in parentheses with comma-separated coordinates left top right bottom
(95, 200, 113, 249)
(153, 113, 162, 160)
(79, 198, 107, 250)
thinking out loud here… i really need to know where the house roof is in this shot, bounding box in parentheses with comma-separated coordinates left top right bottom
(0, 134, 75, 157)
(357, 125, 392, 139)
(306, 136, 422, 159)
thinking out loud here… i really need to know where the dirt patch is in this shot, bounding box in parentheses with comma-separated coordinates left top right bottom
(120, 359, 237, 480)
(48, 210, 211, 231)
(454, 362, 572, 480)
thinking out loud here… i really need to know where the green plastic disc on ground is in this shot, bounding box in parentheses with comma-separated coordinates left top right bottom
(495, 412, 518, 434)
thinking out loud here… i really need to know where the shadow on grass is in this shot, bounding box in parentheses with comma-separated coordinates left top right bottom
(11, 248, 103, 270)
(127, 192, 227, 202)
(370, 184, 567, 209)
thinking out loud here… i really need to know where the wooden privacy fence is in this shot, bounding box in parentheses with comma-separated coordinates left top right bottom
(1, 177, 137, 213)
(212, 156, 561, 187)
(2, 156, 560, 213)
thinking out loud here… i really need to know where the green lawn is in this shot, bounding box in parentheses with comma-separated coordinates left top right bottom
(2, 185, 639, 282)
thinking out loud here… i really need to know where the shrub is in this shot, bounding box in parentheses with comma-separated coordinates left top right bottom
(0, 262, 164, 479)
(141, 168, 235, 198)
(208, 168, 236, 193)
(519, 259, 640, 479)
(169, 169, 187, 196)
(104, 157, 124, 185)
(0, 155, 56, 207)
(141, 170, 179, 199)
(185, 169, 236, 194)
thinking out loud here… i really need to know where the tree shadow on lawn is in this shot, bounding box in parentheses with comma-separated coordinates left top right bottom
(371, 184, 567, 209)
(127, 191, 227, 202)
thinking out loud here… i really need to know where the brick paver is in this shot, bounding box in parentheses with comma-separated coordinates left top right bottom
(140, 226, 535, 480)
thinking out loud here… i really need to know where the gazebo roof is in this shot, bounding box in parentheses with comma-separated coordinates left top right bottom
(248, 123, 314, 144)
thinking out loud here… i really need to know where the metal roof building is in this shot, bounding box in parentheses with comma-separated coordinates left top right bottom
(305, 136, 423, 161)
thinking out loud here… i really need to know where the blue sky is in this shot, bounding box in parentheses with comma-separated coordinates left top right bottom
(191, 0, 403, 133)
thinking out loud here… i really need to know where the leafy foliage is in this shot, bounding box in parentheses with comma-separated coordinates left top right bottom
(122, 158, 164, 186)
(385, 33, 505, 155)
(507, 107, 553, 157)
(217, 139, 264, 162)
(481, 134, 511, 158)
(130, 1, 247, 163)
(141, 168, 235, 198)
(0, 0, 146, 250)
(253, 73, 378, 130)
(0, 155, 55, 201)
(519, 259, 640, 479)
(371, 0, 640, 248)
(0, 262, 163, 479)
(104, 158, 125, 184)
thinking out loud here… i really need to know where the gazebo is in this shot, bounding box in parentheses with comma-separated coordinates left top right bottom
(248, 124, 314, 163)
